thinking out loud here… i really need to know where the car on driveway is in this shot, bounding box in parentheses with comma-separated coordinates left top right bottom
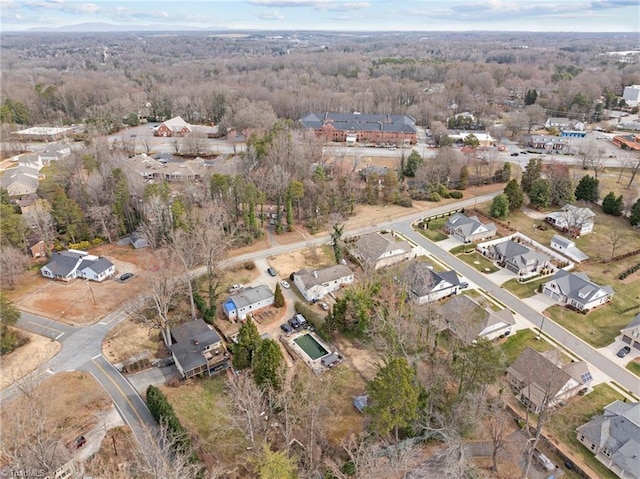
(280, 323, 293, 334)
(267, 267, 277, 277)
(617, 346, 631, 358)
(288, 317, 301, 330)
(510, 152, 519, 157)
(228, 284, 243, 293)
(319, 302, 329, 311)
(280, 280, 290, 289)
(120, 273, 134, 281)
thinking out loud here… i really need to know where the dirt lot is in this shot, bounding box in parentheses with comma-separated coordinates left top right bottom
(268, 244, 335, 279)
(103, 317, 166, 365)
(6, 244, 157, 325)
(0, 329, 60, 389)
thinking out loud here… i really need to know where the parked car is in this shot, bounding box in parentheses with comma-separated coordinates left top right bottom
(459, 282, 469, 289)
(280, 323, 293, 334)
(319, 302, 329, 311)
(120, 273, 134, 281)
(288, 317, 301, 329)
(520, 151, 528, 154)
(280, 280, 290, 289)
(294, 314, 307, 328)
(510, 152, 519, 157)
(228, 284, 243, 293)
(617, 346, 631, 358)
(267, 267, 277, 277)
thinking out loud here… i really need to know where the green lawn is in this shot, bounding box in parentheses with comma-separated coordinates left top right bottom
(501, 277, 549, 298)
(499, 328, 553, 365)
(456, 251, 499, 274)
(413, 220, 448, 242)
(627, 359, 640, 377)
(449, 244, 477, 255)
(545, 296, 640, 348)
(545, 384, 622, 479)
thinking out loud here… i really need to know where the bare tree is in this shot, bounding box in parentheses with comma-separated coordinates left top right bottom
(167, 227, 202, 320)
(607, 228, 624, 261)
(627, 155, 640, 189)
(0, 245, 30, 290)
(486, 396, 509, 473)
(225, 374, 269, 450)
(22, 199, 56, 251)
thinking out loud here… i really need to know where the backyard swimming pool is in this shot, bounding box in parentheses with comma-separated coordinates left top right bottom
(294, 333, 329, 360)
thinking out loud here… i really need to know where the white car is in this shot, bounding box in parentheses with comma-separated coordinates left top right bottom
(228, 284, 243, 293)
(280, 280, 290, 289)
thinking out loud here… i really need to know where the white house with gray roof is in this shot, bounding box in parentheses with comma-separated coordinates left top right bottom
(542, 270, 614, 312)
(40, 250, 115, 282)
(486, 239, 550, 278)
(223, 285, 274, 321)
(351, 231, 413, 270)
(445, 212, 496, 243)
(545, 204, 595, 237)
(620, 314, 640, 352)
(401, 260, 462, 303)
(577, 400, 640, 479)
(550, 235, 589, 263)
(293, 265, 354, 302)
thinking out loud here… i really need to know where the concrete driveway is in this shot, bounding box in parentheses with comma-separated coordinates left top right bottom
(127, 365, 180, 395)
(522, 293, 557, 313)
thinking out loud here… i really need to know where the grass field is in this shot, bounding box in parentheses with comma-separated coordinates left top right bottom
(499, 328, 553, 365)
(414, 219, 448, 242)
(456, 251, 499, 273)
(545, 384, 622, 479)
(627, 359, 640, 377)
(501, 277, 549, 298)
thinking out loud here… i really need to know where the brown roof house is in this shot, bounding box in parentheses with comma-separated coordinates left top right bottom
(170, 318, 228, 379)
(293, 265, 354, 302)
(436, 295, 516, 344)
(350, 231, 413, 270)
(154, 116, 192, 137)
(506, 347, 593, 413)
(577, 400, 640, 479)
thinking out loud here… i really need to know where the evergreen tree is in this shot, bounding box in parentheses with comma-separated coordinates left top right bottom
(252, 339, 284, 391)
(255, 444, 298, 479)
(463, 133, 480, 147)
(629, 198, 640, 226)
(521, 158, 543, 193)
(529, 178, 552, 208)
(550, 177, 575, 206)
(402, 150, 423, 177)
(501, 162, 512, 183)
(575, 175, 599, 203)
(503, 179, 524, 211)
(366, 356, 420, 441)
(602, 191, 623, 216)
(232, 319, 262, 370)
(1, 294, 22, 355)
(274, 283, 285, 308)
(490, 193, 510, 219)
(524, 89, 538, 105)
(458, 164, 469, 190)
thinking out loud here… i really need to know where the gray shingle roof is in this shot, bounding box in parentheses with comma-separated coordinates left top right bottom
(79, 257, 113, 274)
(493, 240, 530, 259)
(170, 318, 222, 375)
(402, 261, 460, 297)
(228, 285, 273, 309)
(299, 112, 417, 134)
(43, 251, 82, 277)
(352, 232, 411, 265)
(296, 265, 353, 289)
(546, 270, 614, 304)
(445, 213, 496, 238)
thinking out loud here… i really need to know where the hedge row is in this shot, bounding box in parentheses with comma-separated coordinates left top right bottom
(618, 262, 640, 280)
(146, 385, 194, 457)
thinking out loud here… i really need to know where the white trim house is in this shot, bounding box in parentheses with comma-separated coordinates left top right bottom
(223, 285, 274, 321)
(542, 270, 614, 312)
(293, 265, 354, 302)
(40, 250, 116, 282)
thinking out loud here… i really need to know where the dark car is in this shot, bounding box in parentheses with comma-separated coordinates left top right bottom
(120, 273, 134, 281)
(267, 267, 277, 277)
(280, 323, 293, 334)
(510, 152, 519, 157)
(617, 346, 631, 358)
(288, 317, 301, 330)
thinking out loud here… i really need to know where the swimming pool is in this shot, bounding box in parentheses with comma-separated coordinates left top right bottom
(294, 333, 329, 361)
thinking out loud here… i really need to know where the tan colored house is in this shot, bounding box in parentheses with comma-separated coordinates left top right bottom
(350, 231, 413, 270)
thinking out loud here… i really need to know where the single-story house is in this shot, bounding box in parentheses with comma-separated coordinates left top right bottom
(436, 295, 515, 344)
(621, 314, 640, 352)
(401, 260, 461, 303)
(445, 212, 497, 243)
(223, 285, 274, 321)
(154, 116, 192, 137)
(612, 134, 640, 151)
(293, 265, 354, 302)
(527, 135, 570, 153)
(545, 204, 595, 237)
(486, 239, 550, 277)
(40, 250, 116, 282)
(507, 347, 593, 413)
(350, 231, 413, 270)
(545, 117, 572, 129)
(577, 400, 640, 479)
(542, 270, 614, 312)
(449, 132, 495, 147)
(550, 235, 588, 263)
(170, 318, 228, 379)
(0, 165, 41, 197)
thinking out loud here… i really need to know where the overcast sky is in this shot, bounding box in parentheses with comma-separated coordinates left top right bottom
(2, 0, 639, 32)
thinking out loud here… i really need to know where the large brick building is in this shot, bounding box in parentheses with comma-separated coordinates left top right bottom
(299, 112, 417, 145)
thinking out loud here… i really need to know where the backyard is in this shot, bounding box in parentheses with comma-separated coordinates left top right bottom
(499, 328, 554, 365)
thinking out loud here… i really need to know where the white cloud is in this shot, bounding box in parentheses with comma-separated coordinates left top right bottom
(258, 10, 286, 19)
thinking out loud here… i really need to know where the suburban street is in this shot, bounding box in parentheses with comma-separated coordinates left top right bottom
(3, 190, 639, 448)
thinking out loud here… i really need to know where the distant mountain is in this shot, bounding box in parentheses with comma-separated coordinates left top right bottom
(26, 22, 226, 33)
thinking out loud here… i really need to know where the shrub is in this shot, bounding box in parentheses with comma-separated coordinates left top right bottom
(244, 261, 255, 270)
(428, 191, 441, 202)
(395, 196, 413, 208)
(449, 191, 463, 199)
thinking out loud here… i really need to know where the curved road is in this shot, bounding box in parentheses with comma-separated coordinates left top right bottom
(3, 190, 638, 442)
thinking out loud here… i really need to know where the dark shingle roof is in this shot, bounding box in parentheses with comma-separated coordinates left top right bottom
(300, 112, 417, 134)
(402, 261, 460, 297)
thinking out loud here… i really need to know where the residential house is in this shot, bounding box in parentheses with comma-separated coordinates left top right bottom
(545, 204, 595, 237)
(350, 231, 413, 270)
(612, 134, 640, 151)
(545, 117, 572, 129)
(622, 84, 640, 107)
(40, 250, 116, 282)
(223, 285, 274, 321)
(27, 236, 48, 259)
(577, 400, 640, 479)
(0, 165, 41, 196)
(170, 318, 228, 379)
(550, 235, 589, 263)
(154, 116, 192, 137)
(293, 265, 354, 302)
(486, 239, 550, 277)
(507, 347, 593, 413)
(299, 112, 417, 145)
(542, 270, 614, 312)
(527, 135, 570, 153)
(620, 314, 640, 352)
(445, 212, 497, 243)
(436, 295, 515, 344)
(401, 260, 461, 303)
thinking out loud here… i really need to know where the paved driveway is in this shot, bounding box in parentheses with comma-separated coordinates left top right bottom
(522, 293, 557, 313)
(128, 366, 180, 395)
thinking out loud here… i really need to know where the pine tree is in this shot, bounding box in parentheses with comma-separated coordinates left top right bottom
(490, 193, 510, 219)
(524, 89, 538, 105)
(575, 175, 599, 203)
(602, 192, 623, 216)
(274, 283, 285, 308)
(252, 339, 284, 391)
(459, 165, 469, 190)
(521, 158, 543, 193)
(529, 178, 552, 208)
(232, 319, 262, 370)
(629, 198, 640, 226)
(503, 180, 524, 211)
